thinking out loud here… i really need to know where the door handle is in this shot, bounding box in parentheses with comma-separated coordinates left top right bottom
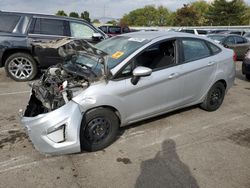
(207, 61, 215, 66)
(168, 73, 179, 79)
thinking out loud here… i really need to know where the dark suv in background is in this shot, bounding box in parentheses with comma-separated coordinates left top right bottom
(0, 11, 107, 81)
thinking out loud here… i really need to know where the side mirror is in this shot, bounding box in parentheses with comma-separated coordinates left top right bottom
(131, 66, 152, 85)
(92, 33, 103, 40)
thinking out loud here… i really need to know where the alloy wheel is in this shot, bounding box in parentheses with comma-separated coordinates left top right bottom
(8, 57, 34, 80)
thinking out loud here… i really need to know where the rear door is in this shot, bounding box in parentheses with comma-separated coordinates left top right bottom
(179, 38, 218, 104)
(28, 17, 70, 67)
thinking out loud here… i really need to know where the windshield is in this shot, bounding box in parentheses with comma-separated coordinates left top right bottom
(95, 36, 150, 69)
(207, 35, 225, 42)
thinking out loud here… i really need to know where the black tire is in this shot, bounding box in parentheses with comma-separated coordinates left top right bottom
(200, 82, 225, 112)
(5, 53, 37, 81)
(246, 74, 250, 80)
(80, 108, 119, 152)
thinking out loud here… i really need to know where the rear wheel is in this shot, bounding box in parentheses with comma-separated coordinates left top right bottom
(200, 82, 225, 111)
(80, 108, 119, 152)
(246, 74, 250, 80)
(5, 53, 37, 81)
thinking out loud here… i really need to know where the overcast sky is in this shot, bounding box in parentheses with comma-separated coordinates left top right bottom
(0, 0, 250, 19)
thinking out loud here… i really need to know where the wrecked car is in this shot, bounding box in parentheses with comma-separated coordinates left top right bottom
(21, 32, 235, 155)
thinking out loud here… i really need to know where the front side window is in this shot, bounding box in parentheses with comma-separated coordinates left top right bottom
(33, 18, 65, 36)
(115, 40, 176, 79)
(70, 22, 95, 39)
(0, 14, 20, 32)
(182, 39, 211, 62)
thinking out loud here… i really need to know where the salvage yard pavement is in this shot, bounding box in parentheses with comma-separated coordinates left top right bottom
(0, 62, 250, 188)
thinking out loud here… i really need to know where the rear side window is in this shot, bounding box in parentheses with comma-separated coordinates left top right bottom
(207, 42, 221, 54)
(234, 36, 247, 44)
(32, 18, 66, 36)
(182, 39, 211, 62)
(0, 14, 20, 32)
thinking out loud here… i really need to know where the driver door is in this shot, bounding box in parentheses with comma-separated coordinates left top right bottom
(113, 39, 184, 124)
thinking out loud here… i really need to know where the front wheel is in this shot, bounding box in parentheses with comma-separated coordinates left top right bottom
(5, 53, 37, 81)
(200, 82, 225, 112)
(80, 108, 119, 152)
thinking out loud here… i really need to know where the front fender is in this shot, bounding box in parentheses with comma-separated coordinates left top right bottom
(73, 91, 127, 126)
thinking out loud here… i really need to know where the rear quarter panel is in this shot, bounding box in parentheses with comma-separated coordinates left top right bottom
(214, 47, 235, 91)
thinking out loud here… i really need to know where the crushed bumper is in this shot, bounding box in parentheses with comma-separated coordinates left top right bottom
(21, 100, 83, 155)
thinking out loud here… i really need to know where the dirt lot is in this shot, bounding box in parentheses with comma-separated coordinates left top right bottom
(0, 62, 249, 188)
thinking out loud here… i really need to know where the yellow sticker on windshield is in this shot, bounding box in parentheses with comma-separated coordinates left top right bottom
(111, 51, 124, 59)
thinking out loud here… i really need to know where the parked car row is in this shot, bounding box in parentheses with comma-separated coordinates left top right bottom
(179, 28, 247, 36)
(207, 34, 250, 60)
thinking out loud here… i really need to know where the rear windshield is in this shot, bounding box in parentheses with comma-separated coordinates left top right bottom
(0, 14, 21, 32)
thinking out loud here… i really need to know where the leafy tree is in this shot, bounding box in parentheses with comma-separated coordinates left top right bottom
(174, 4, 199, 26)
(191, 0, 210, 26)
(81, 11, 91, 22)
(55, 10, 67, 17)
(156, 6, 170, 26)
(206, 0, 246, 25)
(69, 12, 79, 18)
(120, 5, 171, 26)
(106, 20, 118, 25)
(242, 6, 250, 25)
(92, 19, 100, 24)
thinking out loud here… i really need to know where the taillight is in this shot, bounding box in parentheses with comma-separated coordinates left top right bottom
(233, 52, 237, 62)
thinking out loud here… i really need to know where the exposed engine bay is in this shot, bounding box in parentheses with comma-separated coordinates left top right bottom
(24, 38, 108, 117)
(25, 64, 89, 117)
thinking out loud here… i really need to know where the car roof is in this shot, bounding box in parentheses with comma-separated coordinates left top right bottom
(122, 31, 205, 40)
(0, 11, 89, 23)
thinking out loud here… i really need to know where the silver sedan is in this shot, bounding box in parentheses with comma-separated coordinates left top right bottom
(21, 32, 235, 155)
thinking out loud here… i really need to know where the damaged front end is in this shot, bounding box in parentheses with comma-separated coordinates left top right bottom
(21, 38, 108, 155)
(25, 63, 89, 117)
